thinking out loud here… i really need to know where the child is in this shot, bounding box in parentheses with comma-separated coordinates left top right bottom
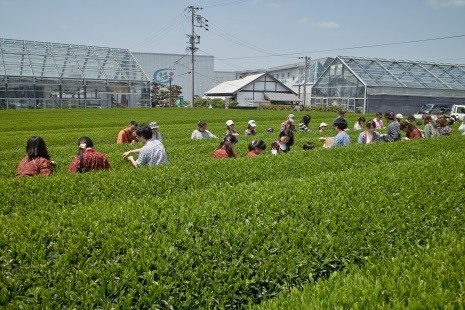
(247, 140, 266, 157)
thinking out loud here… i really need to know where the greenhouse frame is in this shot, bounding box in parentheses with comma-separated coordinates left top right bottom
(0, 38, 151, 109)
(311, 56, 465, 115)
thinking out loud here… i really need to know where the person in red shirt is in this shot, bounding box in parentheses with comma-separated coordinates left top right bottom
(68, 136, 111, 173)
(16, 136, 53, 177)
(247, 140, 266, 157)
(117, 121, 138, 144)
(213, 134, 238, 159)
(400, 122, 422, 140)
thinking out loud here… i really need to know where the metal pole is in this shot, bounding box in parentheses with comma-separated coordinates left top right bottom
(169, 77, 172, 107)
(190, 7, 195, 108)
(302, 56, 309, 107)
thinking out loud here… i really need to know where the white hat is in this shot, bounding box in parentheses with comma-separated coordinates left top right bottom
(248, 120, 257, 127)
(319, 122, 328, 127)
(226, 120, 234, 126)
(395, 113, 404, 119)
(288, 114, 295, 123)
(149, 121, 159, 129)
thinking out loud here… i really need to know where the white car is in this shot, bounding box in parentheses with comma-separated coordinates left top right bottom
(451, 104, 465, 121)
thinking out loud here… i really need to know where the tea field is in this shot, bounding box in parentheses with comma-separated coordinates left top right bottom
(0, 108, 464, 308)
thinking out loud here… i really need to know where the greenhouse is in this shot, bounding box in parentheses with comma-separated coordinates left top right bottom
(0, 38, 151, 109)
(311, 56, 465, 115)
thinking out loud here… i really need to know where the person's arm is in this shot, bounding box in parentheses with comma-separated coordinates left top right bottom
(68, 156, 80, 173)
(37, 158, 53, 176)
(357, 132, 364, 144)
(126, 156, 139, 168)
(122, 149, 141, 158)
(117, 130, 125, 144)
(207, 130, 217, 138)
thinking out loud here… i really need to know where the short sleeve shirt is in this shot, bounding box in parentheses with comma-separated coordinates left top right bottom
(330, 131, 350, 147)
(191, 129, 216, 139)
(136, 140, 168, 166)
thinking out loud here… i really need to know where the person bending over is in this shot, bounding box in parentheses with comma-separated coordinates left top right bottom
(123, 125, 168, 168)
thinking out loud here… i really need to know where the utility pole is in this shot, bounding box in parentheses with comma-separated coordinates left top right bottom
(168, 76, 172, 107)
(299, 56, 310, 107)
(186, 6, 208, 107)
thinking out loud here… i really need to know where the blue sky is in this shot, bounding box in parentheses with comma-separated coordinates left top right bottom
(1, 0, 465, 71)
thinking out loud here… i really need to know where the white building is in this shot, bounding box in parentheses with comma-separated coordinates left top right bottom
(205, 72, 300, 107)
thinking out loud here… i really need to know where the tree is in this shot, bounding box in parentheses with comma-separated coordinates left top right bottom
(150, 82, 163, 107)
(151, 82, 183, 107)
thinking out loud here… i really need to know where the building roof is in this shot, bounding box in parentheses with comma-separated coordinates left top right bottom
(205, 73, 265, 95)
(0, 37, 149, 81)
(338, 56, 465, 90)
(264, 92, 301, 102)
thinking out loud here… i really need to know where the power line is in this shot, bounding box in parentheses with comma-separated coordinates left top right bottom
(207, 21, 276, 56)
(202, 0, 254, 9)
(131, 13, 186, 50)
(213, 34, 465, 61)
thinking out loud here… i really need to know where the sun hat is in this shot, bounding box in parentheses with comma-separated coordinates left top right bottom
(149, 121, 159, 129)
(395, 113, 404, 119)
(248, 120, 257, 127)
(288, 114, 295, 123)
(319, 122, 328, 127)
(226, 120, 234, 126)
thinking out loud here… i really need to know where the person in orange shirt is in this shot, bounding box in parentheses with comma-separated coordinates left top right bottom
(213, 134, 238, 159)
(247, 140, 266, 157)
(117, 121, 138, 144)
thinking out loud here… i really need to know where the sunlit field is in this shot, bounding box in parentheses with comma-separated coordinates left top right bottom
(1, 108, 464, 308)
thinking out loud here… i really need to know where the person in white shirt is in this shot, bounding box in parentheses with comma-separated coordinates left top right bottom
(191, 120, 218, 139)
(123, 125, 168, 168)
(354, 116, 366, 130)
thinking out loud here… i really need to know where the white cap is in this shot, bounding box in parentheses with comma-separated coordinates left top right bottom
(248, 120, 257, 127)
(320, 122, 328, 127)
(395, 113, 404, 119)
(149, 121, 159, 129)
(226, 120, 234, 126)
(288, 114, 295, 122)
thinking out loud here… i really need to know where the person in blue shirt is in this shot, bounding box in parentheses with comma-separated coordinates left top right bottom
(330, 118, 350, 147)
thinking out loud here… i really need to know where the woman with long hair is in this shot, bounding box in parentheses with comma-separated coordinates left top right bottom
(16, 136, 53, 177)
(400, 121, 422, 140)
(213, 134, 238, 159)
(68, 136, 111, 173)
(358, 120, 381, 144)
(247, 140, 266, 157)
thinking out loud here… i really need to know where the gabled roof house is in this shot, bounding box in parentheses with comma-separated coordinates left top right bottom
(205, 72, 301, 107)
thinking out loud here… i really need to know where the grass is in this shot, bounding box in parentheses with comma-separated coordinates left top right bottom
(0, 108, 464, 308)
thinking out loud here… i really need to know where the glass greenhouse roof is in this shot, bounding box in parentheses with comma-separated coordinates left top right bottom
(338, 56, 465, 90)
(0, 38, 149, 81)
(295, 58, 330, 85)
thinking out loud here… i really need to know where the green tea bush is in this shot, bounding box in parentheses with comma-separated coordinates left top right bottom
(0, 108, 464, 308)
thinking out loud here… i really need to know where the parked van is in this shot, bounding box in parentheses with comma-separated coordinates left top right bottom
(451, 104, 465, 121)
(416, 103, 450, 115)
